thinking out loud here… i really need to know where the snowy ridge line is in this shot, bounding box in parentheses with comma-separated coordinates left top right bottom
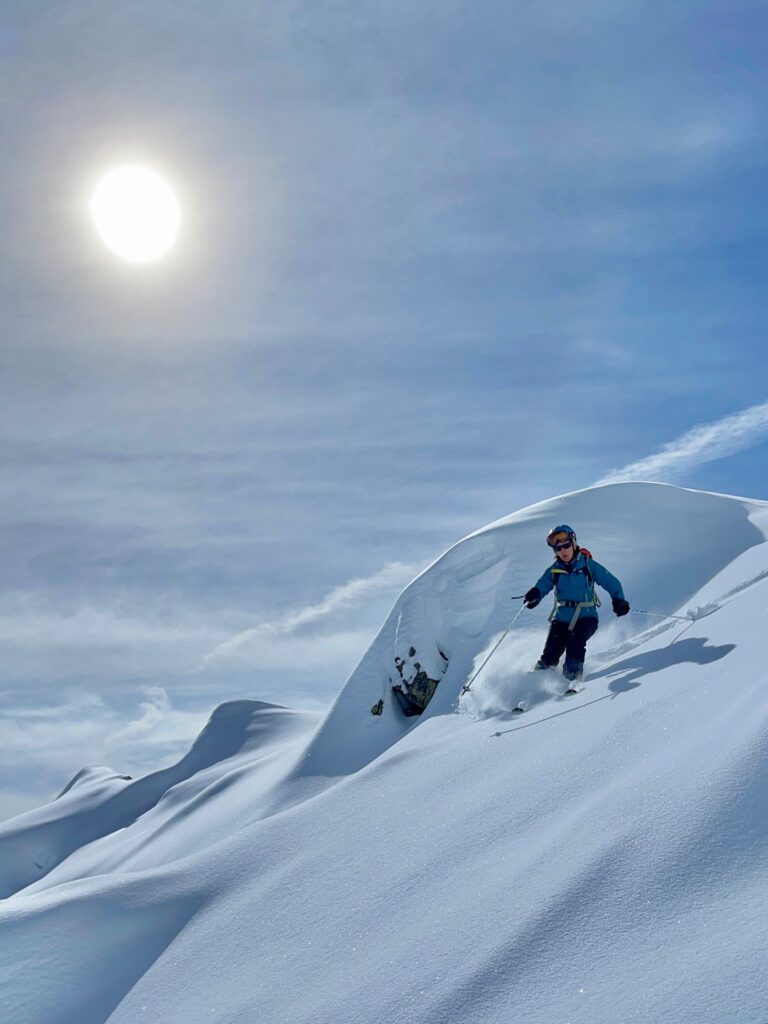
(0, 701, 321, 899)
(303, 482, 768, 778)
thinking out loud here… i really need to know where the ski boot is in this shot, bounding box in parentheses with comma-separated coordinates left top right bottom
(562, 664, 583, 695)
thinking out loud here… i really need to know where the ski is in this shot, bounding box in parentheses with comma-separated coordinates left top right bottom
(560, 685, 585, 698)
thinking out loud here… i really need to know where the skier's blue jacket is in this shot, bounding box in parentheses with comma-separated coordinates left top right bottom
(533, 550, 625, 624)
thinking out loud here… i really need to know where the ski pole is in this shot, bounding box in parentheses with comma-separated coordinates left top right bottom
(461, 601, 527, 696)
(631, 608, 693, 624)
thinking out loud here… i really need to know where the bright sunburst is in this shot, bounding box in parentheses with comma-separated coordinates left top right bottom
(90, 165, 181, 263)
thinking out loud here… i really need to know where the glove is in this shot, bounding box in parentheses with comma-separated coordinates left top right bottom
(524, 587, 542, 609)
(612, 597, 630, 617)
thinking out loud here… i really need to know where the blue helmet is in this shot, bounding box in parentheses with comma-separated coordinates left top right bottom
(547, 524, 576, 548)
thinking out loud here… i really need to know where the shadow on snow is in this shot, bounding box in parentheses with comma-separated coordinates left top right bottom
(491, 637, 736, 738)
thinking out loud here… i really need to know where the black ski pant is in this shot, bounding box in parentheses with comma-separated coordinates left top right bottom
(540, 616, 599, 671)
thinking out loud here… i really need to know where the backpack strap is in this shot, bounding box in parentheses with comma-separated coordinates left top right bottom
(549, 551, 600, 630)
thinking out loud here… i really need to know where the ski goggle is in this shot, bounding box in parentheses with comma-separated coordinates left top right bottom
(547, 533, 573, 549)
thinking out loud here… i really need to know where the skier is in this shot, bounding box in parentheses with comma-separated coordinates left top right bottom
(523, 524, 630, 684)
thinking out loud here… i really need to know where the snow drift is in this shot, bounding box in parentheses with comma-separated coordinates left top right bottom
(1, 482, 767, 1024)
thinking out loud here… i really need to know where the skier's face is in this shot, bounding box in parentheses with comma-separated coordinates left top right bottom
(557, 543, 575, 563)
(550, 535, 575, 563)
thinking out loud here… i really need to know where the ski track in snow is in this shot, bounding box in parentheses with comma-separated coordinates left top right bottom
(1, 481, 768, 1024)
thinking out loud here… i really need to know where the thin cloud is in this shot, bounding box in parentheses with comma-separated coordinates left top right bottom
(109, 686, 173, 742)
(596, 400, 768, 485)
(204, 561, 422, 665)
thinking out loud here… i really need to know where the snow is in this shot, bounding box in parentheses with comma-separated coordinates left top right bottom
(1, 481, 767, 1024)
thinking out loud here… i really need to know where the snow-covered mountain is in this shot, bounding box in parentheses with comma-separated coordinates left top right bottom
(2, 482, 767, 1024)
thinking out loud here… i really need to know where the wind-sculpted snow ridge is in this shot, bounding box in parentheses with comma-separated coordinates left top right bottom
(1, 482, 768, 1024)
(0, 701, 321, 898)
(300, 481, 768, 775)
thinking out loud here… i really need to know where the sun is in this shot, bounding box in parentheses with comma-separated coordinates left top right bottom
(90, 165, 181, 263)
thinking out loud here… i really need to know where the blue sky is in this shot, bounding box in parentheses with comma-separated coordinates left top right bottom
(2, 0, 768, 817)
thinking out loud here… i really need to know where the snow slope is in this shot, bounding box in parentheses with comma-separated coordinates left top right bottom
(1, 482, 767, 1024)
